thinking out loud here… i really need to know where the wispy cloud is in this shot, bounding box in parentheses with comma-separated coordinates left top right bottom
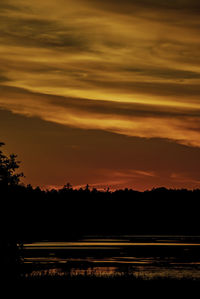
(1, 85, 200, 147)
(1, 0, 200, 149)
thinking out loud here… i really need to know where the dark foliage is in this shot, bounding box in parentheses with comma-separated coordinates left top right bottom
(0, 142, 200, 242)
(0, 142, 23, 187)
(1, 183, 200, 242)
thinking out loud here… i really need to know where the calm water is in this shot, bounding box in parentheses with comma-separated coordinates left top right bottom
(22, 235, 200, 280)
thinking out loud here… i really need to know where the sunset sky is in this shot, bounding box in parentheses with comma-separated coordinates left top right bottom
(1, 0, 200, 190)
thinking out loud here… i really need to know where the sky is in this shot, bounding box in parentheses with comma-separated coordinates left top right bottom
(1, 0, 200, 190)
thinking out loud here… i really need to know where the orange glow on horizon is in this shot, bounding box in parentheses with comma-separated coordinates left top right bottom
(1, 0, 200, 190)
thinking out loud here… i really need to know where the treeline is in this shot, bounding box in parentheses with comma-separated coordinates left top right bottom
(1, 184, 200, 241)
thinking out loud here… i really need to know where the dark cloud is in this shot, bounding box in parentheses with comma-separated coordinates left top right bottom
(50, 96, 200, 120)
(0, 15, 91, 51)
(85, 0, 200, 13)
(124, 67, 200, 80)
(0, 0, 31, 15)
(79, 77, 200, 98)
(83, 0, 200, 31)
(0, 73, 10, 83)
(0, 1, 23, 12)
(126, 0, 200, 10)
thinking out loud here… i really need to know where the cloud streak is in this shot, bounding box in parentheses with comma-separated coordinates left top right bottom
(1, 0, 200, 149)
(1, 85, 200, 148)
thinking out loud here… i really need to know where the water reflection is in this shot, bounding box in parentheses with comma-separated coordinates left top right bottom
(22, 235, 200, 280)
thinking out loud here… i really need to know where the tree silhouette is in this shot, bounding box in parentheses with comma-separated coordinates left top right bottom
(0, 142, 24, 279)
(64, 182, 73, 190)
(0, 142, 23, 187)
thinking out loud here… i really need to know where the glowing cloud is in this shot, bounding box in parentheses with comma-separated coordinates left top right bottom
(1, 0, 200, 189)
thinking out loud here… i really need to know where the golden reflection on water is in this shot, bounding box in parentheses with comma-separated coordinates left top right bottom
(69, 267, 118, 277)
(22, 237, 200, 280)
(26, 265, 200, 280)
(24, 242, 200, 248)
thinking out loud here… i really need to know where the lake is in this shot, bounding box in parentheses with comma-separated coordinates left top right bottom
(21, 235, 200, 280)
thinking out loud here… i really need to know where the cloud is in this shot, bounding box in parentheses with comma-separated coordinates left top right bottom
(0, 15, 92, 52)
(0, 0, 25, 12)
(83, 0, 200, 16)
(1, 0, 200, 150)
(72, 169, 157, 190)
(1, 85, 200, 148)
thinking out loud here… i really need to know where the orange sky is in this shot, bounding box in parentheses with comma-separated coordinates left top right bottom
(1, 0, 200, 190)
